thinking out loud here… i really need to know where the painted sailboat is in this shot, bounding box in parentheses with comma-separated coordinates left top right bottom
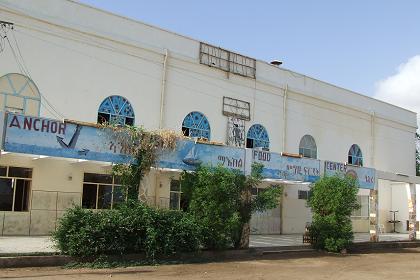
(182, 145, 202, 166)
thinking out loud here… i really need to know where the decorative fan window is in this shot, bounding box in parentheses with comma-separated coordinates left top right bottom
(246, 124, 270, 150)
(348, 144, 363, 166)
(0, 73, 41, 116)
(299, 135, 317, 159)
(182, 111, 211, 140)
(97, 95, 135, 126)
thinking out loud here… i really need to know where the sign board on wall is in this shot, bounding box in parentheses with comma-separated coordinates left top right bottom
(4, 113, 373, 186)
(245, 149, 321, 182)
(158, 140, 245, 172)
(3, 113, 132, 163)
(324, 161, 375, 189)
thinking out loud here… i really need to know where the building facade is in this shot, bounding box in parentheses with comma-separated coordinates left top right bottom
(0, 0, 418, 237)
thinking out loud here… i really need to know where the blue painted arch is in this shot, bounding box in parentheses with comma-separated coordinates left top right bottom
(97, 95, 135, 126)
(181, 111, 211, 140)
(246, 124, 270, 150)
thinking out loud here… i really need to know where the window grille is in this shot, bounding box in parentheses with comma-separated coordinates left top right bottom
(0, 73, 41, 116)
(97, 95, 135, 126)
(200, 42, 256, 79)
(246, 124, 270, 150)
(227, 117, 245, 148)
(299, 135, 317, 159)
(348, 144, 363, 166)
(222, 96, 251, 121)
(182, 111, 211, 140)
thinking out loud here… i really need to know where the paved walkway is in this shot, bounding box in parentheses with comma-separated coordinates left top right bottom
(250, 233, 411, 247)
(0, 233, 414, 254)
(0, 236, 56, 254)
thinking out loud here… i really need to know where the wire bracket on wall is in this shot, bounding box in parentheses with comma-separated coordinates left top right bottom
(0, 20, 14, 53)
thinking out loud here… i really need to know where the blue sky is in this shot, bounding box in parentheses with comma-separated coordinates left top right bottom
(80, 0, 420, 113)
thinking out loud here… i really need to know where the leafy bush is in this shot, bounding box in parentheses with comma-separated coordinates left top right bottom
(146, 209, 201, 258)
(52, 201, 200, 258)
(181, 164, 282, 250)
(308, 175, 360, 252)
(181, 165, 242, 250)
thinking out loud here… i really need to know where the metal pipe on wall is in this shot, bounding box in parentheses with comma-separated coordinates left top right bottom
(371, 111, 375, 167)
(159, 49, 169, 129)
(282, 84, 288, 153)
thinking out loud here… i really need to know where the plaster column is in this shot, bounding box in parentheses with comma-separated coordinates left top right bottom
(369, 189, 379, 242)
(408, 183, 417, 241)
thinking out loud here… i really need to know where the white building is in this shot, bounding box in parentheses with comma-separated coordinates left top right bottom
(0, 0, 418, 237)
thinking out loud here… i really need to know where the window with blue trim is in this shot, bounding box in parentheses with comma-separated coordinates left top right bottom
(182, 111, 211, 140)
(97, 95, 135, 126)
(299, 135, 317, 159)
(0, 73, 41, 116)
(348, 144, 363, 166)
(246, 124, 270, 150)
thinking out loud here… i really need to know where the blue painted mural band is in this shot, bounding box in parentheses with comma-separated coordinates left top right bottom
(245, 149, 320, 183)
(324, 160, 375, 189)
(3, 113, 372, 188)
(4, 113, 133, 163)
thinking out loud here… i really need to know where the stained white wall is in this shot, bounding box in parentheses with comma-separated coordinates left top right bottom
(0, 0, 415, 176)
(282, 184, 312, 234)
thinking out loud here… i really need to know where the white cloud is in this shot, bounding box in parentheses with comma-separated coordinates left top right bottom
(374, 55, 420, 127)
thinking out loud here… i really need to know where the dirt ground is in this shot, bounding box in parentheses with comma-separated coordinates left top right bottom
(1, 249, 420, 280)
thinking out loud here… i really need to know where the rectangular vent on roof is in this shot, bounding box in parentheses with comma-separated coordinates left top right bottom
(200, 42, 256, 79)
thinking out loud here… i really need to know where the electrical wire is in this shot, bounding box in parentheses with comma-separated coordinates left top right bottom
(3, 32, 64, 119)
(10, 30, 65, 119)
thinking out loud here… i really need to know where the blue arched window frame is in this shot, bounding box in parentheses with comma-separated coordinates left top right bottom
(246, 124, 270, 150)
(299, 135, 317, 159)
(348, 144, 363, 166)
(181, 111, 211, 140)
(97, 95, 135, 126)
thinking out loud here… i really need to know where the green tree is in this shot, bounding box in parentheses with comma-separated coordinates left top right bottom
(103, 124, 180, 200)
(180, 163, 282, 250)
(308, 175, 359, 252)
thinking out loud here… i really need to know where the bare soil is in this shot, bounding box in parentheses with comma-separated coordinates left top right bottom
(1, 249, 420, 280)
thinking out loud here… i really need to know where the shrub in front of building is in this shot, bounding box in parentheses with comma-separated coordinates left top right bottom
(52, 201, 201, 258)
(308, 175, 360, 252)
(180, 163, 282, 250)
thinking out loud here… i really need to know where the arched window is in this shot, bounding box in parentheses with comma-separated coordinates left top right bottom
(0, 73, 41, 116)
(182, 111, 211, 140)
(246, 124, 270, 150)
(299, 135, 317, 159)
(348, 144, 363, 166)
(97, 95, 135, 126)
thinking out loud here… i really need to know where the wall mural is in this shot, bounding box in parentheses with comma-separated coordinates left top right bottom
(245, 149, 320, 182)
(158, 140, 245, 172)
(324, 161, 375, 189)
(3, 113, 375, 187)
(3, 113, 132, 163)
(226, 117, 245, 148)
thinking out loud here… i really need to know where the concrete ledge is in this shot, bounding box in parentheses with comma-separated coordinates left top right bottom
(0, 255, 73, 268)
(3, 241, 420, 268)
(349, 240, 420, 253)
